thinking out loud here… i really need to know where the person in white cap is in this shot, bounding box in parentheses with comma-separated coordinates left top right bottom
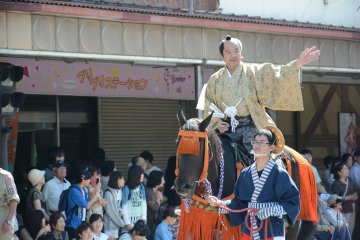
(0, 168, 20, 240)
(42, 160, 71, 213)
(26, 169, 49, 222)
(323, 194, 351, 240)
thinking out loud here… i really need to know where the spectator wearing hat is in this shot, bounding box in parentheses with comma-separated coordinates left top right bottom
(323, 194, 351, 240)
(65, 169, 101, 239)
(44, 146, 65, 182)
(26, 169, 49, 224)
(313, 194, 335, 240)
(42, 160, 71, 213)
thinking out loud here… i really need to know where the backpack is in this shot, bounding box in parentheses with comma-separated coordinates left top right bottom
(58, 185, 81, 212)
(58, 187, 71, 213)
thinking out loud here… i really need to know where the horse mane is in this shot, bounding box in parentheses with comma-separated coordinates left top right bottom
(207, 128, 222, 167)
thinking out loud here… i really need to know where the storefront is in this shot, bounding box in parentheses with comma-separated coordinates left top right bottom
(1, 1, 360, 172)
(4, 56, 198, 173)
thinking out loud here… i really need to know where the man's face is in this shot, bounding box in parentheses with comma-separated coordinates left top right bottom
(54, 166, 67, 179)
(56, 154, 65, 161)
(354, 155, 360, 163)
(83, 178, 91, 186)
(222, 40, 242, 72)
(303, 153, 313, 164)
(137, 157, 147, 171)
(252, 135, 274, 155)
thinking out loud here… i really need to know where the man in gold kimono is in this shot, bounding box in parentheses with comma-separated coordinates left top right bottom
(198, 35, 320, 156)
(0, 168, 19, 239)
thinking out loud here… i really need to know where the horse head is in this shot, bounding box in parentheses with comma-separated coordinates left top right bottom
(173, 108, 214, 198)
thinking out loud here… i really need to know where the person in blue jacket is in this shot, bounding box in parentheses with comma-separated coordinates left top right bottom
(154, 206, 178, 240)
(208, 129, 300, 240)
(65, 169, 101, 239)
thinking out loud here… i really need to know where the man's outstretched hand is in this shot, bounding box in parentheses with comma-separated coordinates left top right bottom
(296, 46, 320, 70)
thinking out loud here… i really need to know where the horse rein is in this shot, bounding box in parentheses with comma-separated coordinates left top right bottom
(208, 196, 270, 240)
(175, 129, 209, 181)
(176, 129, 269, 239)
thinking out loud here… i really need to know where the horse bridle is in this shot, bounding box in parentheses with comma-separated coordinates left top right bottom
(175, 129, 209, 182)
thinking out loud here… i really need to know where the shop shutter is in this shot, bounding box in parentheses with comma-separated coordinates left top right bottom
(99, 97, 182, 176)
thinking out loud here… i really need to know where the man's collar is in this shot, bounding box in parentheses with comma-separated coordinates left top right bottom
(225, 64, 242, 78)
(54, 176, 67, 183)
(225, 67, 232, 78)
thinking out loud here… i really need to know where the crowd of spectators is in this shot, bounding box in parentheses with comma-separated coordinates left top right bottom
(301, 149, 360, 240)
(5, 144, 360, 240)
(9, 147, 180, 240)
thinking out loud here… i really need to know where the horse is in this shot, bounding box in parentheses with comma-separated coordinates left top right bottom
(173, 108, 318, 240)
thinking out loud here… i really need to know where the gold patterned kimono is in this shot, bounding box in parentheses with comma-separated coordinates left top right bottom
(204, 60, 303, 130)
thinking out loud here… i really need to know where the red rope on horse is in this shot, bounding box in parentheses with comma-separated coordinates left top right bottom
(208, 196, 269, 240)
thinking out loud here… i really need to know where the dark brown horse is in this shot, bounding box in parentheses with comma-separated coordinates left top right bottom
(174, 108, 318, 240)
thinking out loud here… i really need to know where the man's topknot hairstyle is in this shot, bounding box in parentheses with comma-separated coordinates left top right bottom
(219, 35, 243, 56)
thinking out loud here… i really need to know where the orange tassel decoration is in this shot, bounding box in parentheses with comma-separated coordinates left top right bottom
(178, 201, 242, 240)
(177, 136, 200, 156)
(284, 146, 318, 223)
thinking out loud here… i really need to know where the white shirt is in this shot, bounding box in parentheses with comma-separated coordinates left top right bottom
(144, 166, 162, 177)
(42, 176, 71, 211)
(94, 232, 109, 240)
(119, 233, 131, 240)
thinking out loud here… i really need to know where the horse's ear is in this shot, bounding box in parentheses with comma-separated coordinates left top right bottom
(199, 111, 213, 132)
(177, 107, 187, 127)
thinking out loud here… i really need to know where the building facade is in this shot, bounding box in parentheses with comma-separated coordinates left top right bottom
(1, 0, 359, 172)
